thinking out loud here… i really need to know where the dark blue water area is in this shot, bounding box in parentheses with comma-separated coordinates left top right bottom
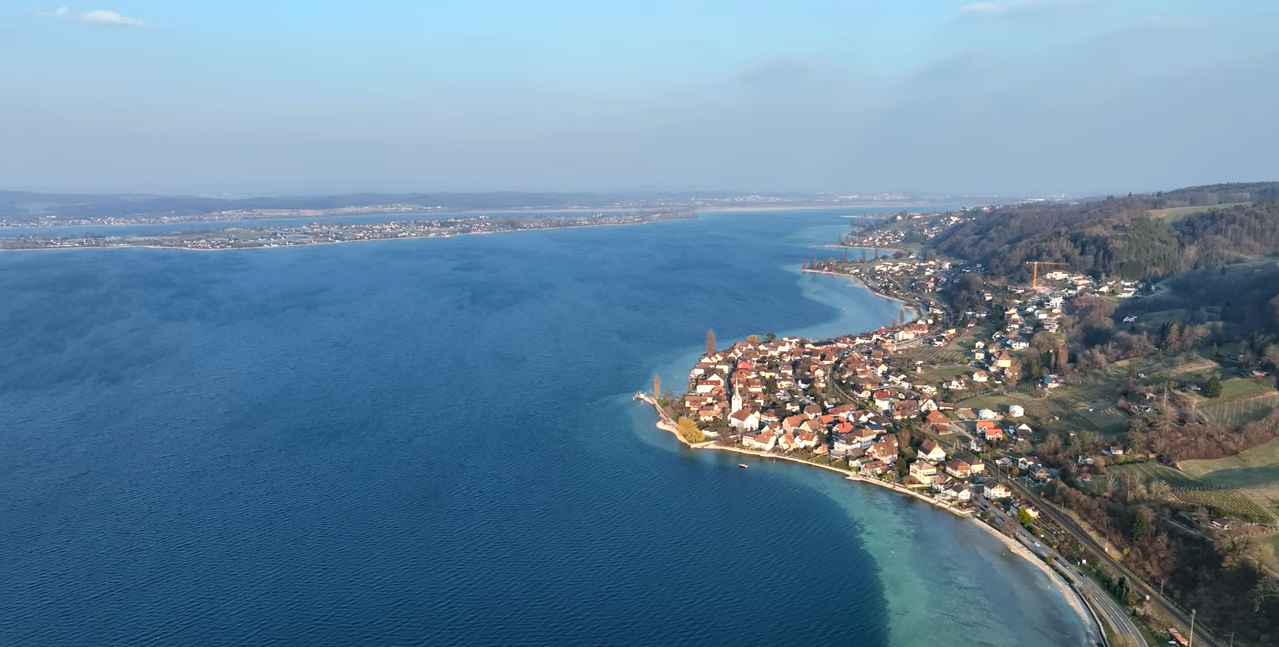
(0, 209, 1085, 646)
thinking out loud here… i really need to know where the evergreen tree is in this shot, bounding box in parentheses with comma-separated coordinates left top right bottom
(1204, 374, 1223, 398)
(653, 374, 661, 398)
(706, 329, 716, 356)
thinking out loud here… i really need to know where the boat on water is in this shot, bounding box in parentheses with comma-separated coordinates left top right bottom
(738, 463, 748, 469)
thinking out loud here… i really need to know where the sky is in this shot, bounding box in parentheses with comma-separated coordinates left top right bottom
(2, 0, 1278, 196)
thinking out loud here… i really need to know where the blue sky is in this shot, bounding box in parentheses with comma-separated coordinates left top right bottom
(3, 0, 1277, 195)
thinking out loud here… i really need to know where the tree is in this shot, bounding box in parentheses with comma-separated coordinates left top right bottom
(1265, 344, 1279, 370)
(1147, 479, 1173, 501)
(706, 329, 716, 356)
(653, 374, 661, 398)
(1204, 374, 1223, 398)
(1018, 507, 1036, 527)
(765, 332, 776, 342)
(1026, 356, 1043, 379)
(1132, 508, 1152, 542)
(746, 334, 760, 344)
(676, 417, 705, 444)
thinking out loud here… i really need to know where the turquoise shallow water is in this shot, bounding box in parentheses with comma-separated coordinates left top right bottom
(0, 208, 1087, 646)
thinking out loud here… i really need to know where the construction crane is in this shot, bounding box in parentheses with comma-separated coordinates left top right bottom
(1025, 261, 1068, 289)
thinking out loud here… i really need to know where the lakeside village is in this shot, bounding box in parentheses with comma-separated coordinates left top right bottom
(665, 324, 1017, 509)
(648, 254, 1149, 517)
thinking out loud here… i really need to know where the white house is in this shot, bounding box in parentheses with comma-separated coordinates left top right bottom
(1007, 405, 1025, 418)
(982, 483, 1011, 499)
(742, 432, 776, 452)
(729, 409, 761, 432)
(919, 439, 948, 463)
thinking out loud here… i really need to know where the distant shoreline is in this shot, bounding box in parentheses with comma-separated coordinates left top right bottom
(698, 203, 935, 214)
(0, 202, 948, 229)
(0, 217, 688, 254)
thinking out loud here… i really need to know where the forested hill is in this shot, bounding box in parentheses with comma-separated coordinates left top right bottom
(929, 182, 1279, 282)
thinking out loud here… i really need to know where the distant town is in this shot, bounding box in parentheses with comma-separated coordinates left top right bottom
(0, 211, 696, 251)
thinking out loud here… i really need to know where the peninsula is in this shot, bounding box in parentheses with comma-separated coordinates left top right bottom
(0, 210, 696, 251)
(639, 183, 1279, 647)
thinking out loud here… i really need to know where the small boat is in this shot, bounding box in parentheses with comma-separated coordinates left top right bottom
(738, 463, 749, 469)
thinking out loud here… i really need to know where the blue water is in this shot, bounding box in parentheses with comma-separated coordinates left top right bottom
(0, 208, 1087, 646)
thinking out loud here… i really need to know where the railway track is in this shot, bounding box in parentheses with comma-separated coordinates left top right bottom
(1007, 479, 1229, 647)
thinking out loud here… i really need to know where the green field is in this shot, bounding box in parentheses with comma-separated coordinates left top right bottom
(904, 346, 969, 365)
(1134, 438, 1279, 524)
(1170, 488, 1274, 522)
(1110, 462, 1276, 522)
(1147, 202, 1251, 223)
(1194, 376, 1278, 428)
(912, 364, 973, 382)
(1199, 392, 1279, 427)
(1181, 438, 1279, 486)
(1134, 308, 1221, 328)
(1110, 462, 1203, 488)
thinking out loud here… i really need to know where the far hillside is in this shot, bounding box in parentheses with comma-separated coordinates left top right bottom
(927, 182, 1279, 284)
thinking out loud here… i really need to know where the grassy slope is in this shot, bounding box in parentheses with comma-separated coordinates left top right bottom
(1147, 202, 1251, 222)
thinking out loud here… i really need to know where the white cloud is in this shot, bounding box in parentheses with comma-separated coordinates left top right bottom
(957, 0, 1104, 19)
(81, 9, 147, 27)
(37, 6, 147, 27)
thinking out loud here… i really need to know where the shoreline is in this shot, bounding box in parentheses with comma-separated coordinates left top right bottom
(0, 217, 691, 254)
(639, 392, 1099, 638)
(966, 513, 1103, 642)
(821, 243, 911, 254)
(799, 267, 923, 322)
(634, 393, 969, 517)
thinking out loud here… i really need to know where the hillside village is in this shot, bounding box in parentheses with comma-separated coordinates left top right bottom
(657, 191, 1279, 646)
